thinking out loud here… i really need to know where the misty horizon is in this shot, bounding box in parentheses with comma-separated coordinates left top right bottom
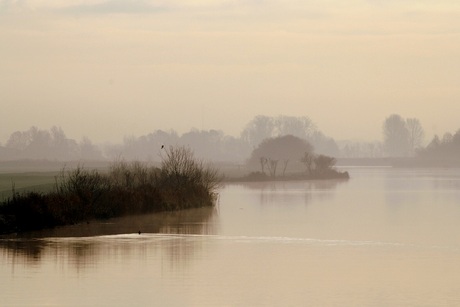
(2, 0, 460, 146)
(0, 114, 392, 146)
(1, 112, 455, 146)
(1, 113, 459, 165)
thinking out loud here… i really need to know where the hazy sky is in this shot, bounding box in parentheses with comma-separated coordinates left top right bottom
(1, 0, 460, 144)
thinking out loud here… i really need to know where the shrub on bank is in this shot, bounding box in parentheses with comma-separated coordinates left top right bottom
(0, 146, 221, 234)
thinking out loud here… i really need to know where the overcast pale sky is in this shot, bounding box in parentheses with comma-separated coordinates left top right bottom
(1, 0, 460, 143)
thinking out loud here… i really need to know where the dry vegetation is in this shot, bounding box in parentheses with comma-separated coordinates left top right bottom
(0, 146, 221, 234)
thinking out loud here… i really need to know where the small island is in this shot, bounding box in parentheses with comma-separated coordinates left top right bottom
(227, 135, 349, 182)
(0, 146, 221, 234)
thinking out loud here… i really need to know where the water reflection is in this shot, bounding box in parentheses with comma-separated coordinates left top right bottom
(0, 239, 44, 263)
(0, 206, 218, 267)
(3, 170, 460, 306)
(231, 179, 345, 191)
(227, 179, 345, 206)
(374, 168, 460, 247)
(384, 168, 460, 206)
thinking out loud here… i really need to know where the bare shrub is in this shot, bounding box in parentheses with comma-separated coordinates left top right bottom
(160, 146, 221, 194)
(0, 147, 221, 234)
(108, 160, 160, 188)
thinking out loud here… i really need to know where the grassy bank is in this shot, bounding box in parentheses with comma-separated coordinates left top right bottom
(0, 147, 221, 234)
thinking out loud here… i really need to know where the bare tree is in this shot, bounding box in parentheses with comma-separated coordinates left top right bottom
(160, 146, 221, 192)
(266, 158, 279, 177)
(406, 118, 424, 155)
(241, 115, 275, 148)
(5, 131, 29, 151)
(383, 114, 410, 157)
(301, 151, 315, 175)
(274, 115, 315, 139)
(282, 159, 289, 176)
(80, 137, 103, 160)
(259, 157, 267, 174)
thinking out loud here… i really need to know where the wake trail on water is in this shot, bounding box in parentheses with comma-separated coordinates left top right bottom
(30, 233, 460, 252)
(147, 233, 407, 247)
(56, 233, 411, 248)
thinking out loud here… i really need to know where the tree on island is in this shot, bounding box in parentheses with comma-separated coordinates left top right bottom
(313, 155, 337, 175)
(246, 135, 346, 180)
(247, 135, 313, 177)
(300, 151, 315, 175)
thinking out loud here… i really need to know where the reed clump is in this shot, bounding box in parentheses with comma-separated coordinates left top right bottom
(0, 146, 221, 234)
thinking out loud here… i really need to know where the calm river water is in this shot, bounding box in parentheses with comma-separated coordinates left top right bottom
(2, 168, 460, 306)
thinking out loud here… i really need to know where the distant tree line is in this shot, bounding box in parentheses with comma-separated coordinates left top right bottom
(105, 115, 340, 161)
(0, 115, 340, 162)
(417, 129, 460, 161)
(382, 114, 424, 157)
(380, 114, 460, 163)
(105, 129, 251, 162)
(342, 114, 426, 158)
(0, 126, 103, 161)
(241, 115, 339, 156)
(2, 114, 456, 162)
(340, 141, 384, 158)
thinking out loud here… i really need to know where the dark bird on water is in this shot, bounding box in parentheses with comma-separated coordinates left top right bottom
(161, 145, 164, 149)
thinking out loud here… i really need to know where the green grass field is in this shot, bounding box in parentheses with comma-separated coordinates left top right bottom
(0, 160, 112, 201)
(0, 172, 59, 200)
